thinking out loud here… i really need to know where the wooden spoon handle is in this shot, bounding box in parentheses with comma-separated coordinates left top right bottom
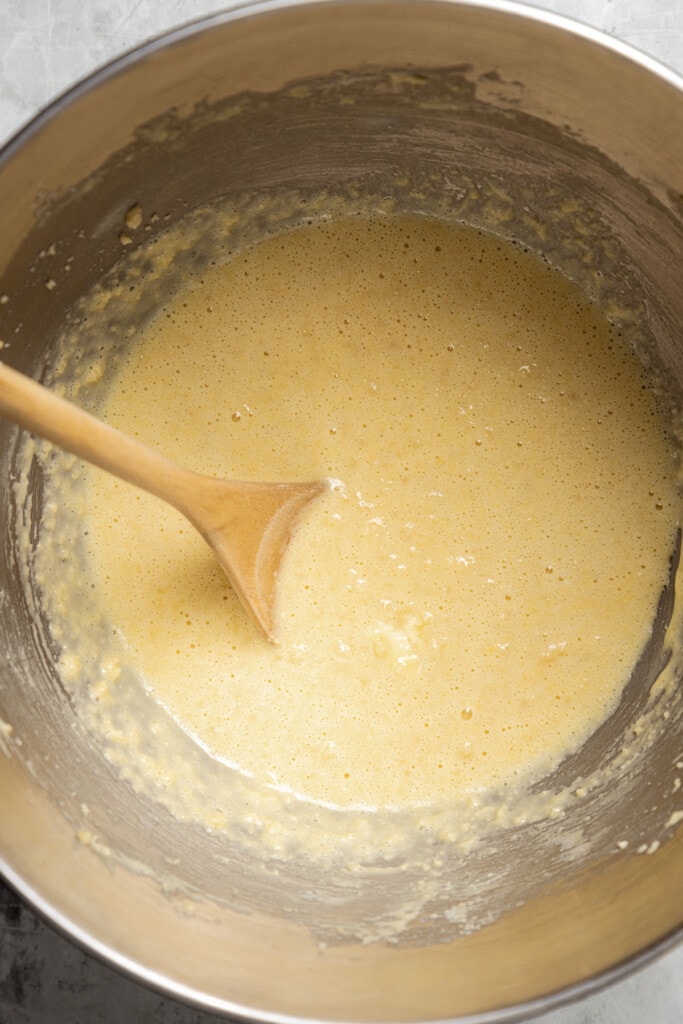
(0, 361, 196, 510)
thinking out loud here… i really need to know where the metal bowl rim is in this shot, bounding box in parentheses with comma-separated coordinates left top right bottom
(1, 1, 682, 1020)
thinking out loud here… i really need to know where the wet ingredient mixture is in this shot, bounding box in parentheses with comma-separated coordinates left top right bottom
(72, 214, 680, 817)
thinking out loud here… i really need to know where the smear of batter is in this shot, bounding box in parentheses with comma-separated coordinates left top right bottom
(70, 214, 680, 817)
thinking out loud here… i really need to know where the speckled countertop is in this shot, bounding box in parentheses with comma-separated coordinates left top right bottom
(1, 1, 682, 1022)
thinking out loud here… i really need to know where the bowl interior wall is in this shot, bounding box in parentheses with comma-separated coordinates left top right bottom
(0, 3, 682, 1020)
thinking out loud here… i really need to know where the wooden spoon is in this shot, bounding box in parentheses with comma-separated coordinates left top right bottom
(0, 361, 325, 641)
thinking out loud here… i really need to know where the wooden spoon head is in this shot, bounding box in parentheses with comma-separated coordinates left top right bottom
(194, 479, 326, 641)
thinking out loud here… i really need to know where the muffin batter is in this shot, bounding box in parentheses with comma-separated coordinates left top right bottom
(76, 214, 680, 813)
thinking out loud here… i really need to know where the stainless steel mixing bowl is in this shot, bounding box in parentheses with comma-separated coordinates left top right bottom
(1, 1, 682, 1020)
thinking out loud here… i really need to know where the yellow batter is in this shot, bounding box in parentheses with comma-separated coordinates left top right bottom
(79, 214, 679, 812)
